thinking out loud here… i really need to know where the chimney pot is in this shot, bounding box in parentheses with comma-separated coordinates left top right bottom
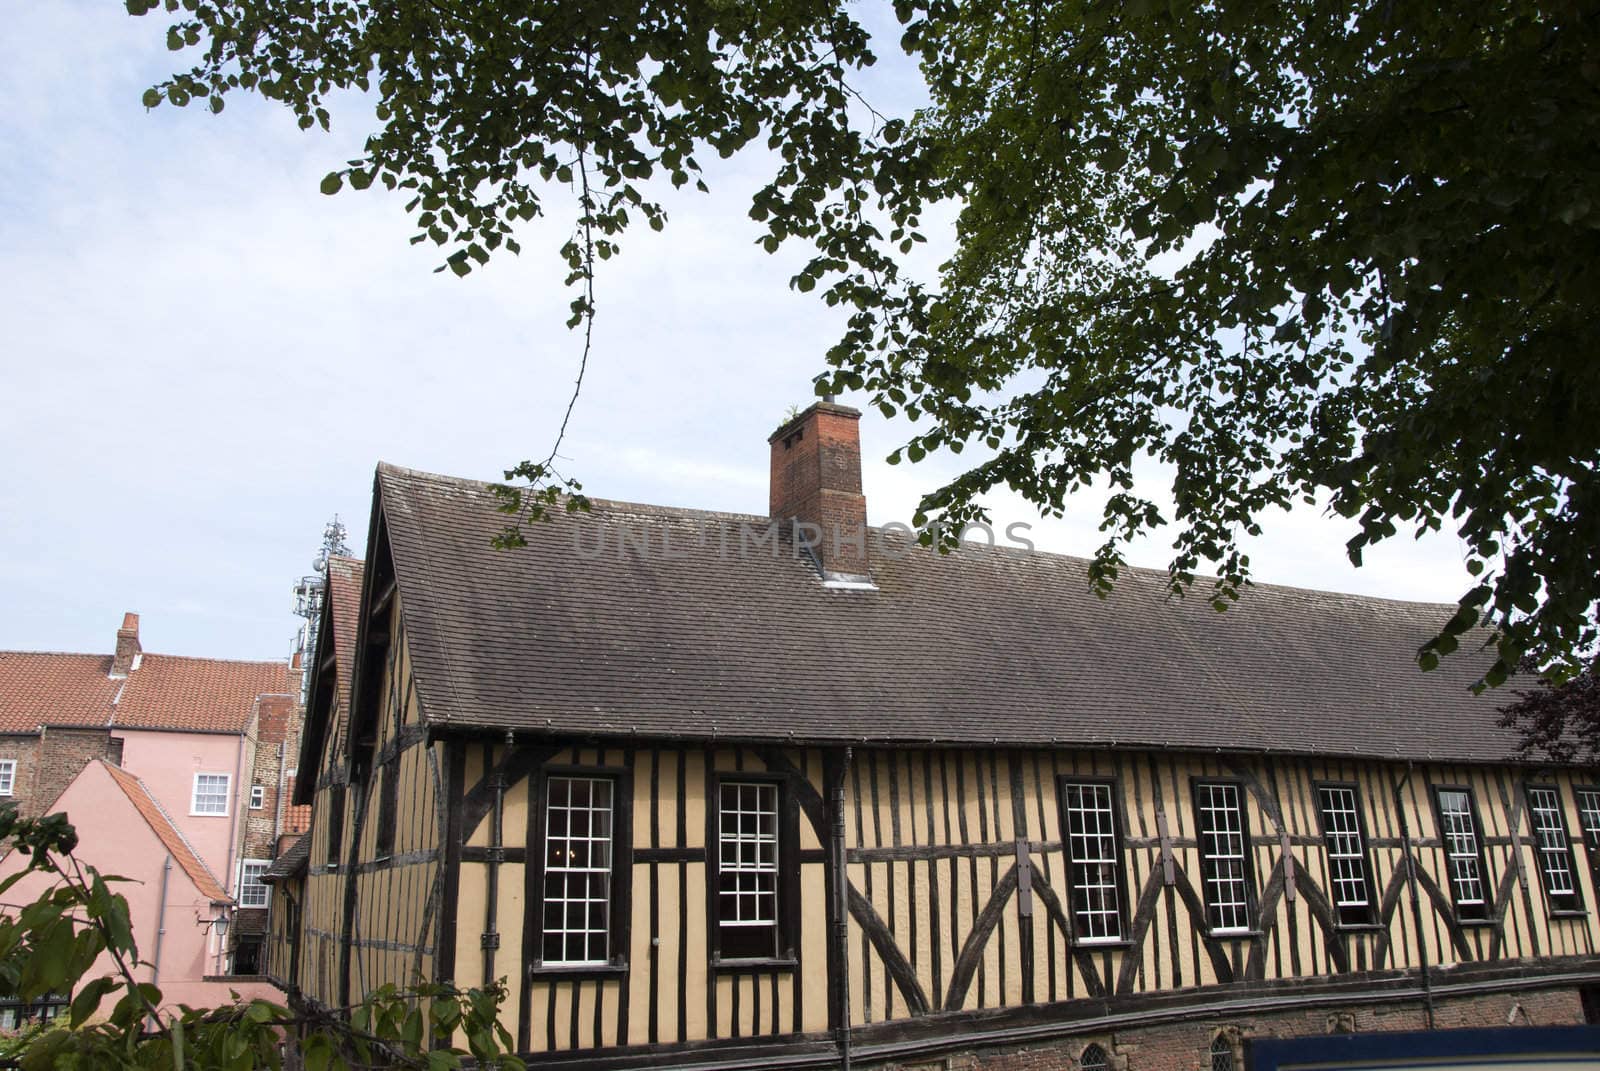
(769, 401, 870, 580)
(111, 612, 141, 678)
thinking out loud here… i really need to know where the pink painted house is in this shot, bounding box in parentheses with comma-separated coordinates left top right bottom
(0, 614, 296, 1018)
(0, 761, 278, 1012)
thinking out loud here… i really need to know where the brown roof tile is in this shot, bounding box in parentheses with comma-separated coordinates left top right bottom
(0, 648, 290, 735)
(101, 762, 229, 902)
(376, 463, 1527, 765)
(0, 653, 118, 732)
(325, 556, 364, 751)
(114, 655, 292, 733)
(262, 833, 308, 883)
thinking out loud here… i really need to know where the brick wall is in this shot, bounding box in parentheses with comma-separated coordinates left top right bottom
(881, 985, 1587, 1071)
(0, 728, 122, 817)
(243, 695, 299, 860)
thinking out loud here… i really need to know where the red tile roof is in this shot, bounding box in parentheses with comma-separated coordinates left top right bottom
(326, 556, 364, 750)
(0, 651, 291, 735)
(115, 655, 293, 732)
(0, 653, 117, 732)
(100, 761, 230, 902)
(281, 772, 311, 834)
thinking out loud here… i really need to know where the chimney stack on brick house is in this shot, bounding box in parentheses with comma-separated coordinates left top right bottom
(769, 400, 871, 581)
(110, 613, 141, 678)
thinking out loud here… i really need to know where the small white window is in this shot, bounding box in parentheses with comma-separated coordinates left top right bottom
(249, 785, 265, 810)
(238, 860, 270, 908)
(192, 773, 231, 816)
(0, 761, 16, 796)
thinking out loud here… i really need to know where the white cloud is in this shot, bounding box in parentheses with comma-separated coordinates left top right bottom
(0, 1, 1473, 661)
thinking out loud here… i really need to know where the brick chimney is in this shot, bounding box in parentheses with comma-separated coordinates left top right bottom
(769, 401, 870, 580)
(110, 612, 141, 678)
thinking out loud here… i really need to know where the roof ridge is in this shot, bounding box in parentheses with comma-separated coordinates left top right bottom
(136, 653, 290, 668)
(0, 650, 112, 660)
(377, 461, 1462, 613)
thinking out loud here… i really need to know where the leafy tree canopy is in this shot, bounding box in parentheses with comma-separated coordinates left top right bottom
(128, 0, 1600, 694)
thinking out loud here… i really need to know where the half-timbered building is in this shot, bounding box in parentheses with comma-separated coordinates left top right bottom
(270, 403, 1600, 1069)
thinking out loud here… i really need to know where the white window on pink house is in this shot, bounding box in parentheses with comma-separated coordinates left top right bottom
(191, 773, 230, 816)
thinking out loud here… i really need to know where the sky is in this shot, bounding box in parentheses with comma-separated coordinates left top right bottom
(0, 2, 1475, 663)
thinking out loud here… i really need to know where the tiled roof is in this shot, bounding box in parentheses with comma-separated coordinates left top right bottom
(294, 557, 366, 805)
(101, 762, 230, 902)
(281, 778, 308, 832)
(325, 556, 365, 750)
(376, 463, 1529, 765)
(0, 650, 290, 735)
(0, 653, 117, 732)
(262, 833, 308, 884)
(114, 655, 292, 732)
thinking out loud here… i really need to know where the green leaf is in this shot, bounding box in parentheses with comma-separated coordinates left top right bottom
(320, 172, 343, 195)
(69, 976, 117, 1027)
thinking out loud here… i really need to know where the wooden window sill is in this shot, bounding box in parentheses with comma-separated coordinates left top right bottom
(528, 962, 629, 979)
(713, 956, 798, 974)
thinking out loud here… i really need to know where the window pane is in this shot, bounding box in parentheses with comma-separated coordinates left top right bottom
(1197, 783, 1251, 932)
(239, 861, 270, 908)
(1062, 782, 1122, 941)
(541, 776, 614, 965)
(1317, 786, 1372, 925)
(718, 781, 780, 959)
(1436, 789, 1486, 916)
(193, 774, 229, 815)
(1528, 786, 1578, 907)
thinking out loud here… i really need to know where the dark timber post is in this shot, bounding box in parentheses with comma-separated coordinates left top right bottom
(482, 732, 512, 987)
(1394, 763, 1435, 1029)
(826, 747, 853, 1071)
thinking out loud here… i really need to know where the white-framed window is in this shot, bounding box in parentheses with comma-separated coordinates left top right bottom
(249, 785, 265, 810)
(541, 776, 613, 966)
(1196, 781, 1252, 932)
(1060, 781, 1124, 942)
(717, 781, 780, 960)
(0, 760, 16, 796)
(1526, 784, 1582, 913)
(1435, 787, 1488, 919)
(1576, 788, 1600, 851)
(238, 860, 270, 908)
(191, 773, 231, 816)
(1316, 785, 1375, 925)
